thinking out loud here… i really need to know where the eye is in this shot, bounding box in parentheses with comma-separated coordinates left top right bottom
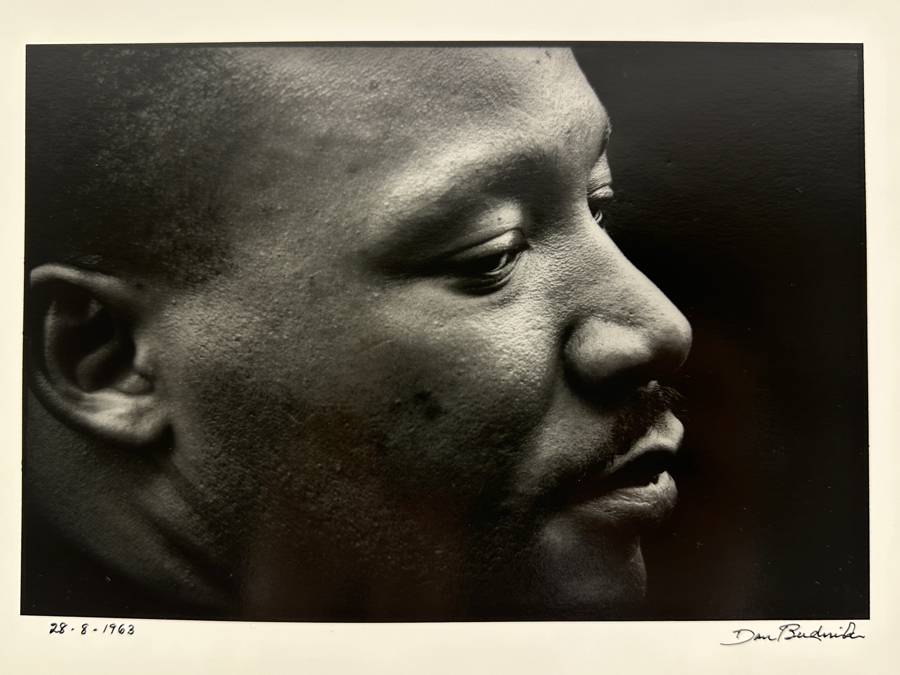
(588, 184, 614, 228)
(447, 229, 529, 293)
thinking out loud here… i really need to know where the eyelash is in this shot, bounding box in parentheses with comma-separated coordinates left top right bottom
(442, 184, 611, 294)
(588, 186, 614, 228)
(449, 230, 529, 293)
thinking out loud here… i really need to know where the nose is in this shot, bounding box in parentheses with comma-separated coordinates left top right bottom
(562, 232, 692, 395)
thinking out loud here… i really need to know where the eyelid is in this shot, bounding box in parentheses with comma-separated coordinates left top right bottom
(588, 184, 614, 202)
(587, 183, 614, 227)
(447, 229, 527, 262)
(444, 229, 529, 293)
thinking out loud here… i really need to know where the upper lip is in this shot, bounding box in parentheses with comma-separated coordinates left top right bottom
(564, 413, 684, 504)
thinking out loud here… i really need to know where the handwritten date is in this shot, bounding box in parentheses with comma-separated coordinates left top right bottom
(49, 621, 135, 635)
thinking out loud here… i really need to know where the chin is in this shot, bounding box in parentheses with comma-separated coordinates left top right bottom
(464, 518, 649, 621)
(527, 517, 649, 620)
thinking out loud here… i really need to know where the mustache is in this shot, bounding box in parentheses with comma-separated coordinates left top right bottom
(533, 382, 684, 515)
(464, 382, 686, 601)
(607, 383, 683, 458)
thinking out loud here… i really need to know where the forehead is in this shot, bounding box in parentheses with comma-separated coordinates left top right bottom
(220, 48, 609, 255)
(244, 47, 602, 130)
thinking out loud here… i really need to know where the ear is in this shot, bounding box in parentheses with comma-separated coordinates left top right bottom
(28, 264, 169, 446)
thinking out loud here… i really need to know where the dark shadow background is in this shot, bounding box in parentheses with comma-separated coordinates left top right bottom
(21, 43, 867, 622)
(574, 43, 867, 620)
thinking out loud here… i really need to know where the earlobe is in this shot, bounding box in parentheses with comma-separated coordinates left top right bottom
(28, 264, 169, 446)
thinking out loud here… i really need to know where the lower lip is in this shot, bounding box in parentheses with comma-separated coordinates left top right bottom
(569, 471, 678, 526)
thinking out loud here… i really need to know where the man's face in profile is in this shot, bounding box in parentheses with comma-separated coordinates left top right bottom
(28, 47, 692, 620)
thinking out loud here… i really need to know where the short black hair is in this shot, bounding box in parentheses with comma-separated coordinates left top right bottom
(26, 45, 275, 286)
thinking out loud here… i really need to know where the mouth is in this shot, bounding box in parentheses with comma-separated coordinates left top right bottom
(562, 416, 683, 527)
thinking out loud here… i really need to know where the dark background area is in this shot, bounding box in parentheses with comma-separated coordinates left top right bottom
(574, 43, 867, 620)
(21, 43, 868, 622)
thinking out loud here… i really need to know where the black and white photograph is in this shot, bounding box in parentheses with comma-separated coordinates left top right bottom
(21, 42, 868, 624)
(3, 1, 899, 672)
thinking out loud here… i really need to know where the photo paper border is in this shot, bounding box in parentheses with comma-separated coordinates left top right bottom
(1, 1, 897, 673)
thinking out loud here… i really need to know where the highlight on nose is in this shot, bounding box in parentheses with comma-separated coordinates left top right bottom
(563, 292, 692, 392)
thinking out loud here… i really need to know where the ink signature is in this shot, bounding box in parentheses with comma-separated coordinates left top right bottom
(721, 622, 865, 645)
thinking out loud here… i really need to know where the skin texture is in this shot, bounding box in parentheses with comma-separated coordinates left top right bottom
(26, 47, 691, 620)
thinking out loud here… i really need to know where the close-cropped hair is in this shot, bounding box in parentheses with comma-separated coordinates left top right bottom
(25, 45, 276, 287)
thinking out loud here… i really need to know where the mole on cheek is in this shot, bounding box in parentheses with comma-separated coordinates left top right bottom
(413, 390, 445, 421)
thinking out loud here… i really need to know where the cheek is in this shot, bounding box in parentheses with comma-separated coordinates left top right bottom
(331, 301, 560, 508)
(162, 275, 561, 535)
(221, 280, 562, 509)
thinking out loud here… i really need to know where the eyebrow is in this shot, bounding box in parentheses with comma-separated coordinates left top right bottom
(363, 119, 612, 266)
(596, 118, 612, 161)
(362, 150, 558, 265)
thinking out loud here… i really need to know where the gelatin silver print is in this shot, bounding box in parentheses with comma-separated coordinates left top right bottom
(22, 43, 867, 621)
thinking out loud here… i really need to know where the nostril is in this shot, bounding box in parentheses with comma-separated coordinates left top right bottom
(561, 234, 692, 400)
(564, 322, 655, 385)
(562, 310, 692, 400)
